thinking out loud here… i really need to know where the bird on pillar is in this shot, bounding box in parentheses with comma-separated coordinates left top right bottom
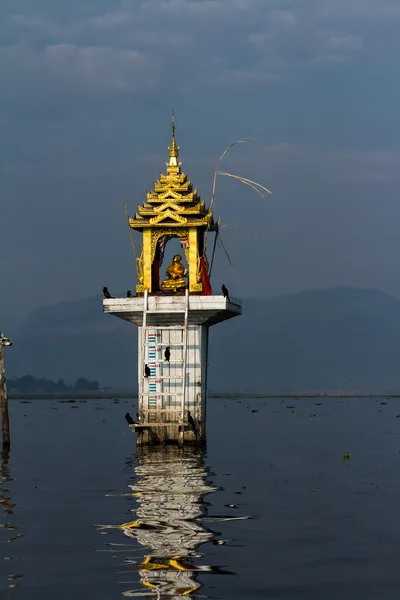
(144, 364, 151, 377)
(127, 290, 133, 297)
(164, 346, 171, 362)
(188, 411, 195, 429)
(125, 412, 135, 425)
(103, 287, 112, 298)
(187, 411, 197, 439)
(221, 284, 230, 302)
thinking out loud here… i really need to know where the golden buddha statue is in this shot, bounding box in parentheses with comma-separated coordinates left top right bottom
(160, 254, 186, 292)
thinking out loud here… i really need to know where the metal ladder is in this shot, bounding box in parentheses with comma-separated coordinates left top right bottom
(139, 289, 189, 424)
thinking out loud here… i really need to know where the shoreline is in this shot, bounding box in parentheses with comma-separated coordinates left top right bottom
(8, 391, 400, 400)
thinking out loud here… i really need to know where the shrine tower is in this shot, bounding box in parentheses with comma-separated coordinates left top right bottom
(103, 115, 242, 444)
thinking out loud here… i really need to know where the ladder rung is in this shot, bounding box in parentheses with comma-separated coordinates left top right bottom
(135, 422, 188, 427)
(146, 310, 186, 314)
(156, 344, 185, 348)
(163, 360, 184, 363)
(140, 393, 183, 397)
(141, 409, 183, 413)
(144, 376, 183, 380)
(143, 377, 183, 381)
(142, 362, 183, 366)
(144, 344, 184, 348)
(143, 326, 185, 330)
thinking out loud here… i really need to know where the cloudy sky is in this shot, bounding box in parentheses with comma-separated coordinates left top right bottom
(1, 0, 400, 325)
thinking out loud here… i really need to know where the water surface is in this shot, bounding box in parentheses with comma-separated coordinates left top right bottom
(2, 396, 400, 599)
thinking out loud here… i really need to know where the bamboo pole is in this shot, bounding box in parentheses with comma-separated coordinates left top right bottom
(0, 333, 12, 449)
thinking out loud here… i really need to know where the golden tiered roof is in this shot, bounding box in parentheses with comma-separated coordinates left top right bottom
(129, 114, 216, 230)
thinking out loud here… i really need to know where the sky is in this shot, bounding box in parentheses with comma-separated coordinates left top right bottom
(1, 0, 400, 327)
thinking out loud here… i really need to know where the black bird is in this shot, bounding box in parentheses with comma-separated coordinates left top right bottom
(221, 284, 230, 302)
(103, 287, 112, 299)
(188, 411, 197, 439)
(125, 412, 135, 425)
(164, 346, 171, 362)
(127, 290, 133, 297)
(188, 410, 195, 429)
(144, 364, 151, 377)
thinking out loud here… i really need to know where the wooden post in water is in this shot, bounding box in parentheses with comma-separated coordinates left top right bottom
(0, 333, 12, 449)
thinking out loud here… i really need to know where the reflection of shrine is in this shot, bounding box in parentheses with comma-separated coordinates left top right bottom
(102, 447, 230, 598)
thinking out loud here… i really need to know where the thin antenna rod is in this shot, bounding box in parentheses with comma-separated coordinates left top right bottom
(203, 138, 257, 258)
(124, 202, 139, 278)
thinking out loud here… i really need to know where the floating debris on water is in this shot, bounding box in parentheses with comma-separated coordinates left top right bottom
(8, 534, 24, 542)
(0, 523, 16, 531)
(204, 516, 252, 522)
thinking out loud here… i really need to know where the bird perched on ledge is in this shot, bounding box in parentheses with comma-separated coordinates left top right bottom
(187, 411, 198, 439)
(221, 284, 230, 302)
(164, 346, 171, 362)
(103, 287, 112, 299)
(144, 364, 151, 377)
(188, 410, 195, 429)
(125, 412, 136, 425)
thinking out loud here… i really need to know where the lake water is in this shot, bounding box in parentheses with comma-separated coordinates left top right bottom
(2, 396, 400, 599)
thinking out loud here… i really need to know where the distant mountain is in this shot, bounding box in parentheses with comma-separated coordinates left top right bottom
(6, 288, 400, 392)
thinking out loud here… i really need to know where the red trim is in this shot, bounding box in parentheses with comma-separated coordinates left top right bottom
(200, 258, 212, 295)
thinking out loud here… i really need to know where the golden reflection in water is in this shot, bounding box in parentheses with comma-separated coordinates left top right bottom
(104, 446, 229, 598)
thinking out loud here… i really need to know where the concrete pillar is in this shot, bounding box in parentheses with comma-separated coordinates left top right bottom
(137, 324, 208, 444)
(103, 294, 241, 445)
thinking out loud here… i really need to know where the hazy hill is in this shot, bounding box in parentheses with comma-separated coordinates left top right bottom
(6, 287, 400, 393)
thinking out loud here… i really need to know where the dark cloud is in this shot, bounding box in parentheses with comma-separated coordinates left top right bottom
(1, 0, 400, 324)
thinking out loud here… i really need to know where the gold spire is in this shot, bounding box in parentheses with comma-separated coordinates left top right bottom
(168, 111, 179, 161)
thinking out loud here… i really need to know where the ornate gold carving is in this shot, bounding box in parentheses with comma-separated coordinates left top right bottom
(149, 210, 188, 225)
(182, 244, 190, 265)
(153, 201, 182, 213)
(137, 251, 144, 284)
(191, 282, 203, 292)
(158, 190, 192, 201)
(150, 229, 189, 265)
(128, 115, 216, 295)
